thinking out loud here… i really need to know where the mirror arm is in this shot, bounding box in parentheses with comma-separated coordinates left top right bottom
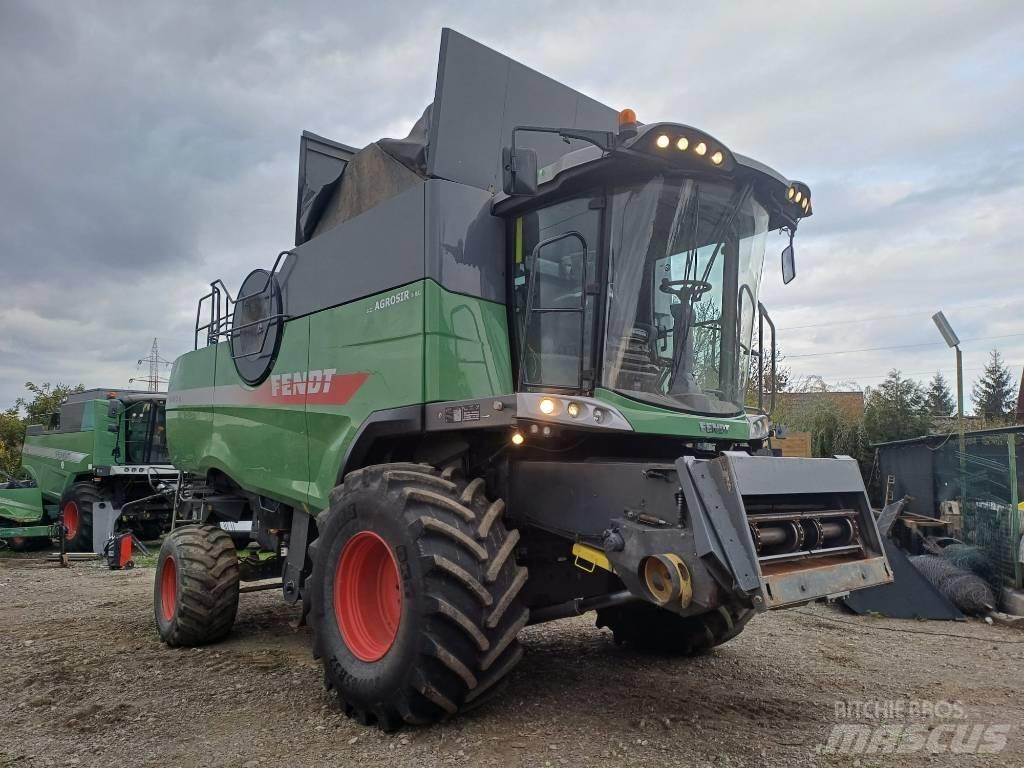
(511, 125, 616, 156)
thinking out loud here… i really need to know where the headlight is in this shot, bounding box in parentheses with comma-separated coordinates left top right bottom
(747, 414, 770, 440)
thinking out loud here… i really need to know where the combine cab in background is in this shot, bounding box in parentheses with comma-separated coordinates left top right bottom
(0, 389, 177, 553)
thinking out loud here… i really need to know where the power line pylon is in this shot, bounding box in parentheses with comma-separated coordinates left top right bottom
(131, 338, 172, 392)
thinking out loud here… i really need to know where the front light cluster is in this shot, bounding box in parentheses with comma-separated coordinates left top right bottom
(654, 133, 725, 166)
(538, 397, 598, 422)
(786, 185, 812, 214)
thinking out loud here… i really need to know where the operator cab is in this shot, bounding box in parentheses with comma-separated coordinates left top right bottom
(123, 398, 170, 465)
(496, 114, 810, 420)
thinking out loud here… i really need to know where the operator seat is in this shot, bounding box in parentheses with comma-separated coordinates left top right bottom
(611, 323, 663, 392)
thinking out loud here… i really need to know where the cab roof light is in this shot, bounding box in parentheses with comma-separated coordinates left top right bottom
(618, 108, 638, 139)
(639, 124, 734, 171)
(785, 183, 812, 216)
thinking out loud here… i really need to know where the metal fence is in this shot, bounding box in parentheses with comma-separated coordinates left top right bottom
(932, 428, 1023, 589)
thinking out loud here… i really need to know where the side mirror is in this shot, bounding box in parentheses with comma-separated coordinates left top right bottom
(107, 401, 123, 419)
(781, 244, 796, 284)
(502, 146, 539, 196)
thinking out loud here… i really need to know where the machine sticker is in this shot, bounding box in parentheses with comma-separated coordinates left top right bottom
(442, 404, 481, 424)
(366, 288, 420, 314)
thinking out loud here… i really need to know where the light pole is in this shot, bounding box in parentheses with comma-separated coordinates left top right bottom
(932, 311, 966, 503)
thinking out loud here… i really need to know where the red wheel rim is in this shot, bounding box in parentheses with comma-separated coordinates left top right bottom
(160, 555, 177, 622)
(334, 531, 402, 662)
(63, 501, 79, 540)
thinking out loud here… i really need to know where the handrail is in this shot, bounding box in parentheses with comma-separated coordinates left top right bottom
(757, 302, 776, 416)
(193, 250, 293, 351)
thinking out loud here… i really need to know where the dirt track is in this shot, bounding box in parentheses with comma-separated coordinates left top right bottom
(1, 553, 1022, 767)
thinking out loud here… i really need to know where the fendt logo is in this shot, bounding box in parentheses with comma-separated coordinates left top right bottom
(270, 368, 337, 397)
(261, 368, 369, 407)
(700, 422, 730, 434)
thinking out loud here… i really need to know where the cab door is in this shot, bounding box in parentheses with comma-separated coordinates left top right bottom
(512, 195, 603, 393)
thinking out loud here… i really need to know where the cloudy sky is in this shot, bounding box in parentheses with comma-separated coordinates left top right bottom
(2, 0, 1022, 410)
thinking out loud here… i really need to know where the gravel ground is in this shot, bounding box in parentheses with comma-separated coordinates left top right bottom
(1, 552, 1022, 767)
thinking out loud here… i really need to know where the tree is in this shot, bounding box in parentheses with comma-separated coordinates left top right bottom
(0, 407, 23, 476)
(925, 371, 956, 417)
(17, 382, 84, 426)
(745, 344, 790, 407)
(862, 369, 932, 445)
(971, 349, 1017, 421)
(0, 381, 85, 475)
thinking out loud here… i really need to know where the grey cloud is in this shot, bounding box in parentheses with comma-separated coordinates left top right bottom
(1, 0, 1022, 407)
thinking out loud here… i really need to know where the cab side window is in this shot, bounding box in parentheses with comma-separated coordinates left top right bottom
(513, 198, 600, 390)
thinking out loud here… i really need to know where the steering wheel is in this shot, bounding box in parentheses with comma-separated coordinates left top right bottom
(659, 278, 713, 302)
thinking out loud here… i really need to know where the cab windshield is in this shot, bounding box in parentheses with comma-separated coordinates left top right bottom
(603, 176, 768, 415)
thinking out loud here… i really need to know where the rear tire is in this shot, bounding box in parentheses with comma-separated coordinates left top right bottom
(60, 482, 103, 552)
(154, 524, 240, 647)
(596, 601, 752, 655)
(308, 463, 528, 730)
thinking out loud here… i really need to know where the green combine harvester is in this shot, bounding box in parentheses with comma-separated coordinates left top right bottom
(0, 388, 176, 553)
(156, 30, 892, 729)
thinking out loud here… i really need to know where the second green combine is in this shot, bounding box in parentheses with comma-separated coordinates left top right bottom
(0, 388, 176, 554)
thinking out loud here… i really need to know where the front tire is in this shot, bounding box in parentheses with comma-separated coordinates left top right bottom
(154, 524, 240, 647)
(3, 534, 50, 552)
(136, 520, 164, 542)
(60, 482, 103, 552)
(596, 601, 752, 655)
(308, 463, 528, 730)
